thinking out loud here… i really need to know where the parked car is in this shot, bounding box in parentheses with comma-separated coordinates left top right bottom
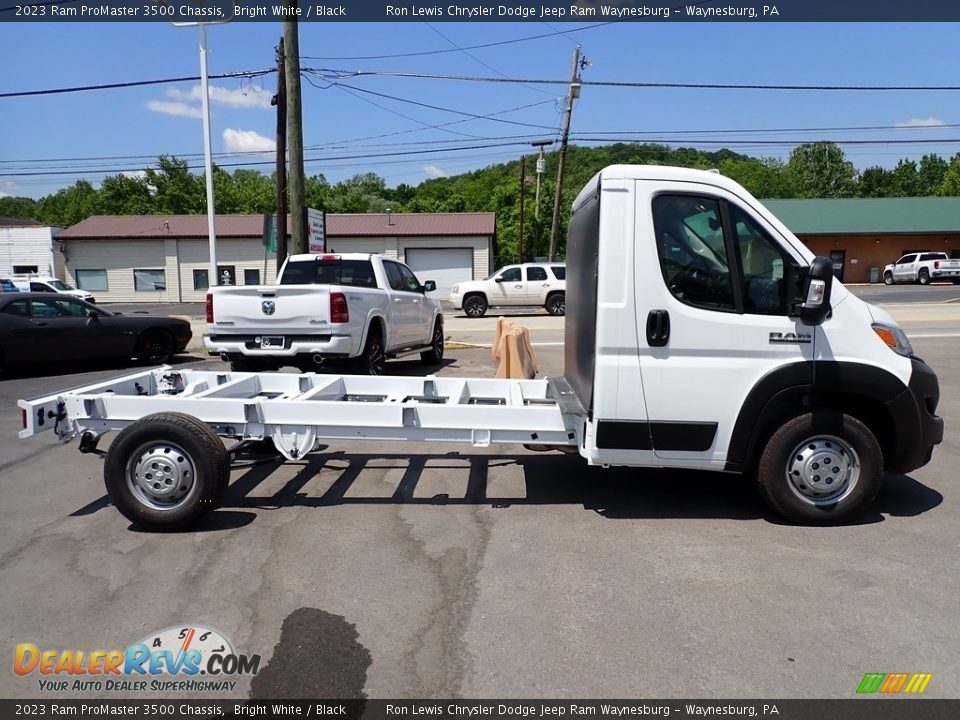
(8, 275, 97, 303)
(449, 262, 566, 317)
(204, 253, 444, 375)
(883, 252, 960, 285)
(0, 293, 192, 375)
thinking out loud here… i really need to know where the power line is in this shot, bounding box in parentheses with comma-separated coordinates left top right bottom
(304, 68, 960, 92)
(299, 22, 614, 61)
(0, 69, 275, 99)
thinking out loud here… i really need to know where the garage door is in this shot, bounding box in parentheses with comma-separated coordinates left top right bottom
(405, 248, 474, 298)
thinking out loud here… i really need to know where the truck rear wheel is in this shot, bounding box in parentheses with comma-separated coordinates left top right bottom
(353, 326, 385, 375)
(420, 320, 444, 365)
(756, 412, 883, 525)
(104, 412, 230, 530)
(463, 294, 487, 318)
(545, 292, 565, 316)
(918, 269, 930, 285)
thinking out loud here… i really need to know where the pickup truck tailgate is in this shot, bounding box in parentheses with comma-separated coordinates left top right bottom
(210, 285, 331, 335)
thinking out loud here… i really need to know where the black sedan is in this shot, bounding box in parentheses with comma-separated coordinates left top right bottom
(0, 293, 192, 374)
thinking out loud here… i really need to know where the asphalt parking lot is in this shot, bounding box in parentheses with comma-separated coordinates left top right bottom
(1, 294, 958, 700)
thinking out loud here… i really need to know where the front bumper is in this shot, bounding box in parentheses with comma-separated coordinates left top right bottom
(884, 357, 944, 473)
(448, 293, 464, 309)
(204, 334, 357, 358)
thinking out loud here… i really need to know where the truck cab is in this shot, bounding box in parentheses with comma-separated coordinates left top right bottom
(567, 165, 942, 522)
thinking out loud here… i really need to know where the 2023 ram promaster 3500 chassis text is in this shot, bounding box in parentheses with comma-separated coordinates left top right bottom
(19, 166, 944, 529)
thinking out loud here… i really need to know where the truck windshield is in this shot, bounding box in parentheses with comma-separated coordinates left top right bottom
(47, 280, 74, 291)
(280, 259, 378, 288)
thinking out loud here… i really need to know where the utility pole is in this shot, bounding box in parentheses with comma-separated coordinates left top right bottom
(273, 37, 288, 271)
(284, 1, 306, 255)
(518, 154, 526, 264)
(548, 46, 583, 262)
(531, 139, 553, 220)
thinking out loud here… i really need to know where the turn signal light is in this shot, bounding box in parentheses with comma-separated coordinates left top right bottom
(873, 325, 897, 348)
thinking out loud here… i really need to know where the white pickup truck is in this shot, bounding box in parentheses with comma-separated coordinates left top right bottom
(204, 253, 444, 374)
(883, 251, 960, 285)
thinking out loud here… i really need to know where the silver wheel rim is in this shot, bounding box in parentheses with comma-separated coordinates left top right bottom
(785, 434, 860, 506)
(126, 441, 197, 511)
(550, 297, 565, 314)
(433, 326, 443, 357)
(465, 300, 483, 317)
(368, 342, 384, 375)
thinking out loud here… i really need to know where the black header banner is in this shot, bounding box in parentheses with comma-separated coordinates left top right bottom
(1, 700, 959, 719)
(2, 0, 960, 23)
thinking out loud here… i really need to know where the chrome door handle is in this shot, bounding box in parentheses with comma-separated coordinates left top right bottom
(394, 298, 402, 303)
(514, 284, 523, 289)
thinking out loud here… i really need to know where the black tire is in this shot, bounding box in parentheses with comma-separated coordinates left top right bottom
(883, 272, 894, 286)
(953, 278, 960, 285)
(756, 411, 883, 525)
(463, 294, 488, 318)
(353, 326, 385, 375)
(135, 330, 174, 365)
(104, 412, 230, 530)
(420, 319, 445, 365)
(0, 347, 5, 377)
(545, 292, 565, 316)
(918, 269, 930, 285)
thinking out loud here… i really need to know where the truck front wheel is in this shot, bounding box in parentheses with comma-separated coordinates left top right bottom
(756, 412, 883, 525)
(463, 294, 487, 318)
(103, 412, 230, 530)
(420, 320, 444, 365)
(883, 272, 894, 285)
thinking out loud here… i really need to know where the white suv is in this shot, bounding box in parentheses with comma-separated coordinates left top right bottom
(450, 263, 566, 317)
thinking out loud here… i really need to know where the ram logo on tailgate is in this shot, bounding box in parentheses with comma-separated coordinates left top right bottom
(261, 301, 276, 316)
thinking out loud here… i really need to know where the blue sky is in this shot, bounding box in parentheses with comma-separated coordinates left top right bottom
(3, 21, 960, 199)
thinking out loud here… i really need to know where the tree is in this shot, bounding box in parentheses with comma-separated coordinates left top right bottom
(37, 181, 99, 227)
(786, 142, 857, 198)
(98, 173, 153, 215)
(0, 196, 39, 220)
(890, 159, 919, 196)
(858, 166, 895, 197)
(936, 152, 960, 196)
(145, 155, 204, 214)
(918, 154, 949, 195)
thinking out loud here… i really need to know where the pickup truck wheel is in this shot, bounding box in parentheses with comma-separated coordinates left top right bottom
(135, 330, 174, 365)
(883, 272, 894, 285)
(545, 292, 565, 316)
(463, 294, 487, 318)
(756, 412, 882, 525)
(355, 327, 385, 375)
(104, 412, 230, 531)
(918, 269, 930, 285)
(420, 320, 445, 365)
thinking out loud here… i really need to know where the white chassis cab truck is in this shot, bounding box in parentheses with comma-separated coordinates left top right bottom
(18, 166, 944, 529)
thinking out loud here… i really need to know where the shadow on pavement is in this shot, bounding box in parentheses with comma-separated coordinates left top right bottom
(1, 353, 204, 381)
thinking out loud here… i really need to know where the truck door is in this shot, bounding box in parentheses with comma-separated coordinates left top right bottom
(895, 254, 917, 282)
(525, 265, 552, 304)
(491, 266, 528, 305)
(634, 184, 814, 463)
(382, 260, 420, 347)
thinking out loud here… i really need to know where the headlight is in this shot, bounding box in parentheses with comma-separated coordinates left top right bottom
(872, 322, 913, 357)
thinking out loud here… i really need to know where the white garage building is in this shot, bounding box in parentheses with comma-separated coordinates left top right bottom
(56, 212, 496, 303)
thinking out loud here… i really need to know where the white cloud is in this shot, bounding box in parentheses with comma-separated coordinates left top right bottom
(895, 117, 947, 128)
(0, 180, 18, 197)
(222, 128, 276, 153)
(121, 170, 147, 180)
(147, 100, 204, 119)
(423, 164, 449, 178)
(168, 85, 272, 110)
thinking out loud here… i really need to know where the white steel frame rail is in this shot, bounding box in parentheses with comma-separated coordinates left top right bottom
(19, 368, 582, 460)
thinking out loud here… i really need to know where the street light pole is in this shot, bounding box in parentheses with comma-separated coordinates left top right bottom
(198, 23, 218, 285)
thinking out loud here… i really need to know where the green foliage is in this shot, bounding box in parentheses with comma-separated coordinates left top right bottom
(10, 143, 960, 264)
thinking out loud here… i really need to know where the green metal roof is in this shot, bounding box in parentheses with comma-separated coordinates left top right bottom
(759, 197, 960, 235)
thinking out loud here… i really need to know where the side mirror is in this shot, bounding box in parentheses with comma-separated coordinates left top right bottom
(423, 280, 437, 293)
(800, 256, 834, 326)
(494, 276, 504, 283)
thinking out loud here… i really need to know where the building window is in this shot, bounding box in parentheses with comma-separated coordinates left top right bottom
(134, 269, 166, 291)
(217, 266, 236, 286)
(75, 269, 108, 292)
(193, 269, 209, 291)
(13, 265, 38, 275)
(244, 269, 261, 285)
